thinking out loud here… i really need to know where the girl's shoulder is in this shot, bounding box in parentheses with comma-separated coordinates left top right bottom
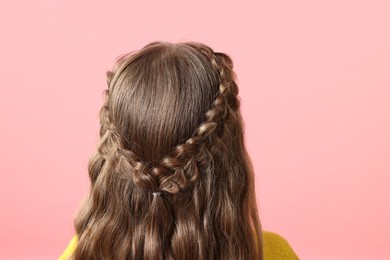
(58, 235, 77, 260)
(262, 230, 300, 259)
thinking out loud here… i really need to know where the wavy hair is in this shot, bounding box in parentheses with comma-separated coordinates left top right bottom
(71, 41, 263, 259)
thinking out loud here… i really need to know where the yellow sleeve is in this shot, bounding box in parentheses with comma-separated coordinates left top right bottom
(262, 231, 300, 260)
(58, 235, 78, 260)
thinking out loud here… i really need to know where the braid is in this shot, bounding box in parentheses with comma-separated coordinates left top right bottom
(97, 92, 160, 192)
(152, 45, 240, 194)
(98, 45, 240, 196)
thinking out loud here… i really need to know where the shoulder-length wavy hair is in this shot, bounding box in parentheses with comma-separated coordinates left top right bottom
(71, 41, 263, 260)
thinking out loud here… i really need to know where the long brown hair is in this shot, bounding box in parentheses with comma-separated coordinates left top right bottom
(71, 41, 263, 259)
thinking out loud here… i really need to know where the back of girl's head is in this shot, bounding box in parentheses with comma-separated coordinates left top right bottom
(72, 41, 263, 260)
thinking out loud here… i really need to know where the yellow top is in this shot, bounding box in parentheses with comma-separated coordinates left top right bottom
(262, 231, 300, 259)
(59, 230, 299, 259)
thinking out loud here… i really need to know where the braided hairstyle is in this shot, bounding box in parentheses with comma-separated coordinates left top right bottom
(72, 41, 263, 260)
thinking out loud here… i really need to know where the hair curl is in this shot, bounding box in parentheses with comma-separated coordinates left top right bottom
(71, 41, 263, 260)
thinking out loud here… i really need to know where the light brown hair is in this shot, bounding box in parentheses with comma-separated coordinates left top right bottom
(71, 41, 263, 259)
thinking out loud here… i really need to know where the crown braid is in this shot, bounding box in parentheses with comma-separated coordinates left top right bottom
(98, 45, 240, 196)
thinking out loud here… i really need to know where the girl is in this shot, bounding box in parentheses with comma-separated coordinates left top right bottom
(60, 41, 299, 260)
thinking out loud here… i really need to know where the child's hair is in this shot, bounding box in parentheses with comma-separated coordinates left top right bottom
(72, 41, 263, 260)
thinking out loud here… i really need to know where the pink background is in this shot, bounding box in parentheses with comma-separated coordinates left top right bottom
(1, 1, 389, 259)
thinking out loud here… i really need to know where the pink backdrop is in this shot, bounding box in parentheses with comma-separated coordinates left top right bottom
(1, 1, 389, 259)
